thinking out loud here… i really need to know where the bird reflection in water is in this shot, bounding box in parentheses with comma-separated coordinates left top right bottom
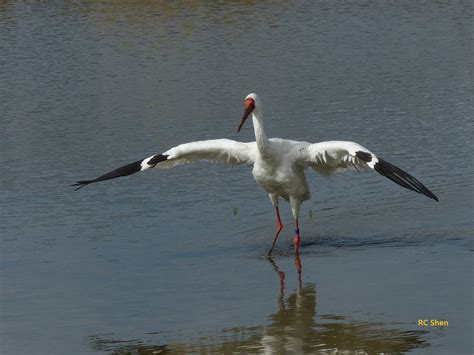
(90, 256, 428, 354)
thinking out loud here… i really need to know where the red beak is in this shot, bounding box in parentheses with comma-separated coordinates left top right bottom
(237, 98, 255, 133)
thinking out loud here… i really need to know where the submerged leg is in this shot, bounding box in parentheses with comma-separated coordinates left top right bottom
(293, 219, 301, 255)
(294, 254, 302, 289)
(290, 197, 302, 255)
(267, 206, 284, 257)
(267, 194, 283, 257)
(268, 257, 286, 297)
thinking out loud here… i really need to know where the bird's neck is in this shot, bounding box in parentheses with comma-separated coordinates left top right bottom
(252, 112, 271, 157)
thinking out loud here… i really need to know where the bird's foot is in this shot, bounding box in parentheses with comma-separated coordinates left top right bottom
(293, 230, 300, 255)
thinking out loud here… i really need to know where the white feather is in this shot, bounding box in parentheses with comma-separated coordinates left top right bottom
(159, 139, 256, 169)
(297, 140, 377, 176)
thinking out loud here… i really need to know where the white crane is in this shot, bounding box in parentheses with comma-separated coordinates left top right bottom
(73, 93, 438, 256)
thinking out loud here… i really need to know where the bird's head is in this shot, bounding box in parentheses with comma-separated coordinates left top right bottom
(237, 93, 261, 133)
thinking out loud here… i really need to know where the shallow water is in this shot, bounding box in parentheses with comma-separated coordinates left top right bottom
(1, 1, 473, 354)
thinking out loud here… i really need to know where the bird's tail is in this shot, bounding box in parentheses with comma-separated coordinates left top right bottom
(71, 154, 169, 191)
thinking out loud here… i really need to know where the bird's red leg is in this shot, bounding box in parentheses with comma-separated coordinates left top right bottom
(293, 219, 300, 255)
(267, 206, 284, 257)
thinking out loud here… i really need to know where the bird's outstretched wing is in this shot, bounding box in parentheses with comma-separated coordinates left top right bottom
(72, 139, 255, 190)
(295, 140, 438, 201)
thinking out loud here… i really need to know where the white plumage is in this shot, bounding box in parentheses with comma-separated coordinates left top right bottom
(156, 139, 254, 168)
(73, 93, 438, 255)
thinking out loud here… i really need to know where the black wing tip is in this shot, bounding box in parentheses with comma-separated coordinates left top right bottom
(70, 180, 95, 191)
(374, 158, 439, 202)
(71, 154, 169, 192)
(426, 189, 439, 202)
(148, 154, 168, 165)
(355, 151, 372, 162)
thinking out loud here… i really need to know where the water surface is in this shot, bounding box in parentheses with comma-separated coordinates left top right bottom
(1, 1, 473, 354)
